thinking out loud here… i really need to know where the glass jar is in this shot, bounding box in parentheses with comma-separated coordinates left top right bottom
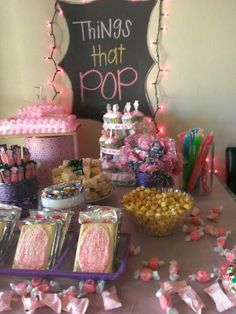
(182, 143, 214, 196)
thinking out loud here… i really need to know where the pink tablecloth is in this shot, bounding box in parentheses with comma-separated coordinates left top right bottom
(1, 175, 236, 313)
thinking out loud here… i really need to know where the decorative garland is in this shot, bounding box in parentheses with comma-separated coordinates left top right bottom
(46, 0, 61, 100)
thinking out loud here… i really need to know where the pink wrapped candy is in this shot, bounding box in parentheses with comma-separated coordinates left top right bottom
(101, 286, 122, 311)
(169, 260, 180, 281)
(204, 282, 233, 312)
(179, 285, 205, 314)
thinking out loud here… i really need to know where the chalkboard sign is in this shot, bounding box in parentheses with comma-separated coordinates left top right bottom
(59, 0, 156, 121)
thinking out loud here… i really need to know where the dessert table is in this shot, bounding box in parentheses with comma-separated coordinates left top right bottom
(1, 175, 236, 313)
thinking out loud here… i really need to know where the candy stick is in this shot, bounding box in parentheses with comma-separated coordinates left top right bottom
(187, 133, 214, 192)
(183, 133, 191, 161)
(183, 133, 203, 190)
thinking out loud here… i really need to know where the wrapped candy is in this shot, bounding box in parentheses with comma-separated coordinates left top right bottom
(22, 295, 44, 314)
(204, 282, 234, 312)
(143, 257, 165, 270)
(101, 286, 122, 311)
(38, 292, 61, 313)
(156, 289, 178, 314)
(178, 286, 205, 314)
(129, 243, 141, 256)
(184, 229, 204, 241)
(189, 270, 216, 283)
(0, 291, 13, 312)
(160, 281, 187, 295)
(61, 295, 89, 313)
(169, 260, 180, 281)
(134, 267, 160, 281)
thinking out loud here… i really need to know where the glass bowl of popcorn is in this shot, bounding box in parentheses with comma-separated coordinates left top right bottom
(122, 187, 194, 236)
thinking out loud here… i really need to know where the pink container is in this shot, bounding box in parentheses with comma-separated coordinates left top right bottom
(25, 136, 75, 188)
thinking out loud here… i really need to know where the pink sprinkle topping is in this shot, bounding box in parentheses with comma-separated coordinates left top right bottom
(78, 225, 110, 272)
(14, 226, 48, 270)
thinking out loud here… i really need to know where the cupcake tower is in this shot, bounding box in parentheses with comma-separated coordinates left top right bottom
(100, 101, 144, 186)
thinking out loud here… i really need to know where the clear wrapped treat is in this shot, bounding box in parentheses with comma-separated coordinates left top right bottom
(29, 209, 73, 256)
(12, 219, 63, 270)
(73, 209, 119, 273)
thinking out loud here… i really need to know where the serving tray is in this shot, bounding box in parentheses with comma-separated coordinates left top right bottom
(0, 232, 131, 281)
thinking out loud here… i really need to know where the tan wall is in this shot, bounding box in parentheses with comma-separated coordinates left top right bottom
(0, 0, 236, 175)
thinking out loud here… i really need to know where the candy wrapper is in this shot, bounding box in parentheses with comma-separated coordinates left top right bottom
(0, 204, 22, 258)
(101, 286, 122, 311)
(0, 145, 37, 184)
(29, 209, 73, 256)
(179, 285, 205, 314)
(169, 260, 180, 281)
(86, 205, 122, 241)
(12, 218, 63, 270)
(160, 281, 187, 295)
(204, 282, 234, 312)
(0, 291, 13, 312)
(120, 133, 181, 188)
(74, 209, 119, 273)
(189, 269, 218, 283)
(156, 289, 179, 314)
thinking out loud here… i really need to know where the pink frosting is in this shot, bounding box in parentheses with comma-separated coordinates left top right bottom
(14, 226, 49, 270)
(0, 102, 80, 135)
(77, 225, 110, 272)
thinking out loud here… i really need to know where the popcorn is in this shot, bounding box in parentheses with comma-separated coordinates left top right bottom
(122, 187, 193, 236)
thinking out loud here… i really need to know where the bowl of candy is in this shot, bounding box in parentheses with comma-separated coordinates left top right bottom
(122, 187, 194, 236)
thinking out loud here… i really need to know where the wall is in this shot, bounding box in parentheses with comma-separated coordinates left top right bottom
(0, 0, 236, 176)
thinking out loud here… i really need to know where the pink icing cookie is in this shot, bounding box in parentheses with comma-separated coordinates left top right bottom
(13, 224, 53, 270)
(74, 224, 114, 273)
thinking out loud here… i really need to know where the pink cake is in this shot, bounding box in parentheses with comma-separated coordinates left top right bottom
(0, 101, 80, 135)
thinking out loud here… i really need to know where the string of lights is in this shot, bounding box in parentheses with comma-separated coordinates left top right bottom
(151, 0, 167, 135)
(45, 0, 62, 100)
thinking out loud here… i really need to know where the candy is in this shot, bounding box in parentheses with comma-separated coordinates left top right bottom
(189, 270, 212, 283)
(83, 280, 96, 294)
(61, 295, 89, 313)
(22, 295, 44, 314)
(156, 289, 179, 314)
(204, 282, 234, 312)
(160, 281, 187, 294)
(215, 227, 227, 237)
(101, 286, 122, 311)
(139, 267, 153, 281)
(38, 291, 62, 313)
(185, 229, 204, 241)
(129, 243, 141, 256)
(169, 260, 180, 281)
(191, 207, 201, 216)
(145, 257, 164, 270)
(203, 224, 216, 236)
(0, 291, 13, 312)
(179, 285, 205, 314)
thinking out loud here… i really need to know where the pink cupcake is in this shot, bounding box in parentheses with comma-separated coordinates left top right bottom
(122, 102, 135, 124)
(104, 134, 124, 149)
(103, 104, 113, 124)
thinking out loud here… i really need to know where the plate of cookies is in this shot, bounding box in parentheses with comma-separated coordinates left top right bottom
(51, 158, 114, 203)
